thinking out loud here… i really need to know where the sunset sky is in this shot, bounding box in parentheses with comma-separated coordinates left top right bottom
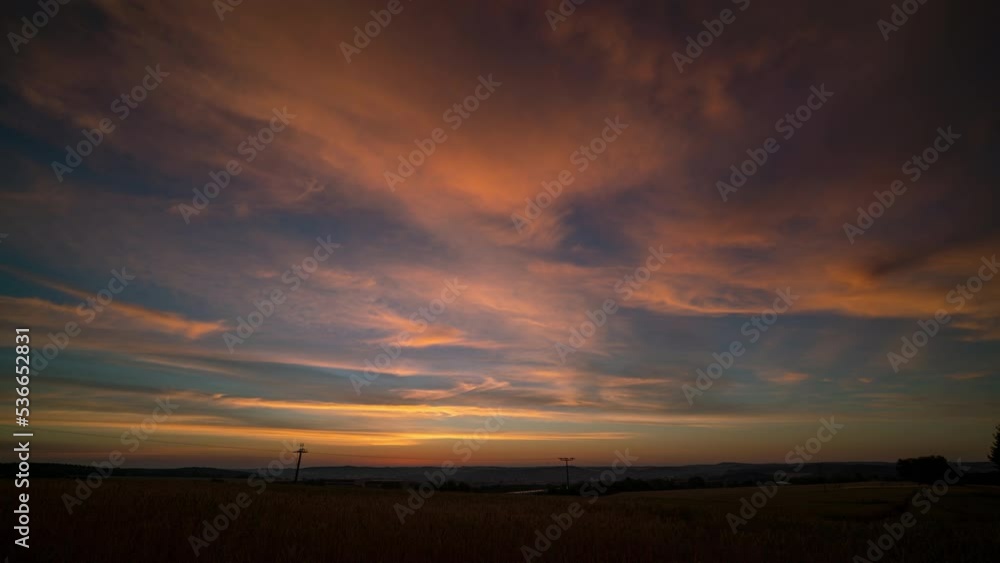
(1, 0, 997, 468)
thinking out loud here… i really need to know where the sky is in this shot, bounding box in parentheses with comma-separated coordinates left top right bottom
(1, 0, 998, 469)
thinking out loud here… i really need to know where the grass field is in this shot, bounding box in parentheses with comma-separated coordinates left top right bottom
(5, 480, 1000, 562)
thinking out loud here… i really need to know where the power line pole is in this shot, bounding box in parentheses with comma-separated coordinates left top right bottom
(293, 443, 308, 483)
(558, 457, 574, 489)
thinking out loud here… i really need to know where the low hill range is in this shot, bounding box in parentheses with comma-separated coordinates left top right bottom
(8, 461, 996, 485)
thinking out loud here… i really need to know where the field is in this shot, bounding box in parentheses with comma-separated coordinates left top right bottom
(5, 480, 1000, 562)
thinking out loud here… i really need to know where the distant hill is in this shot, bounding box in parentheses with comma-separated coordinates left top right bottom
(293, 462, 907, 485)
(8, 461, 994, 484)
(2, 462, 250, 479)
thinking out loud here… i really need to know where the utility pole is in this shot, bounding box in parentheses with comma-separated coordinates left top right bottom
(293, 443, 308, 483)
(558, 457, 574, 489)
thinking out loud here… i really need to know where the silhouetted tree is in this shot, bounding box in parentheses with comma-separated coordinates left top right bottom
(688, 476, 706, 488)
(440, 480, 471, 492)
(648, 478, 674, 490)
(990, 424, 1000, 471)
(896, 456, 951, 484)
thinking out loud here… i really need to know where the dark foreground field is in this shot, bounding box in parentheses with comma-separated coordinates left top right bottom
(4, 480, 1000, 562)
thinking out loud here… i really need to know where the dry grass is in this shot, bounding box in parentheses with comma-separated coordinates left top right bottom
(5, 480, 999, 562)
